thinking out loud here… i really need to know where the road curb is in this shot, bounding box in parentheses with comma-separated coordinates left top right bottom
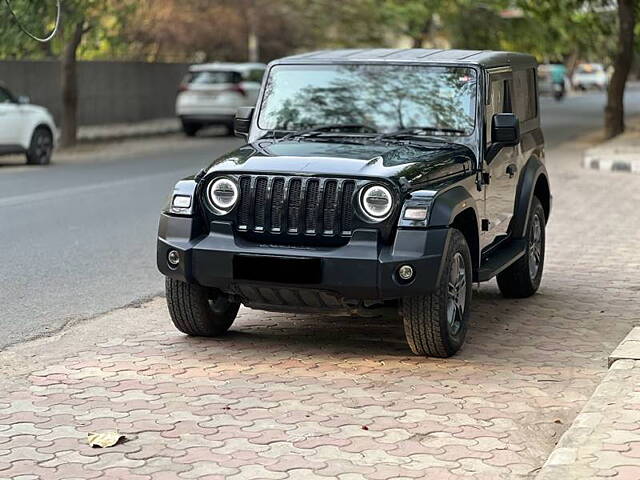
(77, 118, 181, 143)
(583, 127, 640, 174)
(535, 328, 640, 479)
(609, 327, 640, 367)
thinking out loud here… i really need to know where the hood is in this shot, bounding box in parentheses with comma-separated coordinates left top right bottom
(205, 139, 476, 190)
(20, 104, 50, 116)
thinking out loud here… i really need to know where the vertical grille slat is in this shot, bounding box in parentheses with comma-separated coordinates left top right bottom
(270, 178, 285, 232)
(287, 179, 302, 233)
(322, 180, 338, 234)
(341, 181, 355, 233)
(253, 177, 268, 231)
(235, 175, 358, 239)
(238, 177, 252, 229)
(304, 180, 320, 234)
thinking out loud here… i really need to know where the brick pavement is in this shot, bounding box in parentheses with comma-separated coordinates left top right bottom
(536, 328, 640, 479)
(1, 139, 640, 479)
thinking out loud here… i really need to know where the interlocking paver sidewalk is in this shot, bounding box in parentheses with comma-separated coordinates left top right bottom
(1, 139, 640, 479)
(536, 353, 640, 479)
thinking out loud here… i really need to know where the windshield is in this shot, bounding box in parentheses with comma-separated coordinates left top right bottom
(258, 64, 477, 136)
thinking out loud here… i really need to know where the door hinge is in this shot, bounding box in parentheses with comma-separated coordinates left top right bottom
(481, 219, 490, 231)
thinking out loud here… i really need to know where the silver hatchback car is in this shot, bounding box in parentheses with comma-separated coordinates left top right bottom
(176, 62, 266, 136)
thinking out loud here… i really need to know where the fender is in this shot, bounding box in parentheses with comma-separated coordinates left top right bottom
(158, 177, 207, 243)
(428, 186, 479, 229)
(510, 156, 550, 239)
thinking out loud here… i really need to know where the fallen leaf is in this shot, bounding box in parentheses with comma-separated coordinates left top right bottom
(87, 431, 125, 448)
(553, 419, 563, 424)
(362, 426, 369, 431)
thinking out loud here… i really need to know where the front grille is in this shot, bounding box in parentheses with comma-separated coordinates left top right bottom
(237, 176, 356, 237)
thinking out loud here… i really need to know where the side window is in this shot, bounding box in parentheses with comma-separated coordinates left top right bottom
(513, 69, 537, 122)
(0, 88, 13, 104)
(485, 79, 511, 144)
(244, 69, 265, 83)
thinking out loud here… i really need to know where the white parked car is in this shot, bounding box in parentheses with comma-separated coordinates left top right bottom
(176, 62, 266, 136)
(572, 63, 608, 90)
(0, 84, 57, 165)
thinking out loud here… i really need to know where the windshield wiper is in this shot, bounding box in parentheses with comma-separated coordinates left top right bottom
(278, 124, 377, 142)
(373, 126, 466, 143)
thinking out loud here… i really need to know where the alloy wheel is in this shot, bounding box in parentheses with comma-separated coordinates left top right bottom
(528, 213, 543, 280)
(34, 131, 52, 163)
(447, 252, 466, 336)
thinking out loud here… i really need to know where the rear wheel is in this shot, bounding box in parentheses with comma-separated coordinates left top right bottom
(497, 196, 546, 298)
(181, 120, 201, 137)
(26, 127, 53, 165)
(401, 229, 472, 358)
(165, 278, 240, 336)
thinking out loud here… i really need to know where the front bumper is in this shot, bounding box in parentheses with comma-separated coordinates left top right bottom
(157, 214, 450, 303)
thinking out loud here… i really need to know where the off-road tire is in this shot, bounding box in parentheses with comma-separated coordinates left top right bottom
(181, 121, 201, 137)
(497, 196, 546, 298)
(401, 229, 472, 358)
(166, 278, 240, 336)
(26, 126, 53, 165)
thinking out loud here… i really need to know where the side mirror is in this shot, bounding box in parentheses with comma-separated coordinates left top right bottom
(17, 95, 30, 105)
(486, 113, 520, 164)
(234, 107, 254, 138)
(491, 113, 520, 146)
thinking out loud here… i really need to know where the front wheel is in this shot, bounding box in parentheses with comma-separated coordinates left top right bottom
(401, 229, 472, 358)
(26, 127, 53, 165)
(165, 278, 240, 336)
(497, 196, 546, 298)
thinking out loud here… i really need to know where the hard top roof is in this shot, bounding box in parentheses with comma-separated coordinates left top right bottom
(273, 49, 537, 69)
(189, 62, 266, 72)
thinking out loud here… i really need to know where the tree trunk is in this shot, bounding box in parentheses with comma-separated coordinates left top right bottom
(566, 50, 579, 89)
(60, 21, 86, 148)
(247, 0, 259, 62)
(410, 16, 434, 48)
(604, 0, 637, 139)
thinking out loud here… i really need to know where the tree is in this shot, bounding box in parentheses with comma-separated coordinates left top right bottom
(1, 0, 135, 146)
(605, 0, 637, 138)
(382, 0, 445, 47)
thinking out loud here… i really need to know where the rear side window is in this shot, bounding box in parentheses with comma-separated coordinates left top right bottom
(513, 69, 537, 122)
(0, 88, 13, 103)
(244, 69, 265, 83)
(186, 71, 242, 85)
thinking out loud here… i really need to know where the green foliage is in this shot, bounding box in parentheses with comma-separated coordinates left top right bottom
(0, 0, 636, 65)
(0, 0, 135, 59)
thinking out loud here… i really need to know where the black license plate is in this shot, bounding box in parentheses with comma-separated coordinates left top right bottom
(233, 255, 322, 284)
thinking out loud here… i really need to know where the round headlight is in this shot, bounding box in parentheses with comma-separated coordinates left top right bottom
(209, 178, 238, 211)
(361, 185, 393, 219)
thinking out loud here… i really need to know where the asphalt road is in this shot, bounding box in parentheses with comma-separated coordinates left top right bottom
(1, 90, 639, 348)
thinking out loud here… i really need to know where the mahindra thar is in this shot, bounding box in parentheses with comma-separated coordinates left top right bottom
(157, 49, 551, 358)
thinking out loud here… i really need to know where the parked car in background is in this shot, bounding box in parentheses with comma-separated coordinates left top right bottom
(572, 63, 607, 90)
(176, 63, 266, 137)
(0, 83, 57, 165)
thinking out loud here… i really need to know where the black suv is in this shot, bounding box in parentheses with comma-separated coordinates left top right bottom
(157, 49, 551, 358)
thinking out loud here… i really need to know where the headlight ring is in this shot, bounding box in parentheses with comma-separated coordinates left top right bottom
(208, 177, 239, 212)
(360, 184, 393, 220)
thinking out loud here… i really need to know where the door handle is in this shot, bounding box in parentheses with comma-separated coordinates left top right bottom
(506, 164, 517, 178)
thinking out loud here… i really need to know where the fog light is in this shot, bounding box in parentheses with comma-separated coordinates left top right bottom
(398, 265, 414, 281)
(168, 250, 180, 267)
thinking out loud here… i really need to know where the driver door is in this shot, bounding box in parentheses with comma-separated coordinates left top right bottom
(0, 88, 23, 146)
(483, 74, 519, 248)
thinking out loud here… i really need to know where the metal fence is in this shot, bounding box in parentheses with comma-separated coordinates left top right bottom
(0, 60, 190, 126)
